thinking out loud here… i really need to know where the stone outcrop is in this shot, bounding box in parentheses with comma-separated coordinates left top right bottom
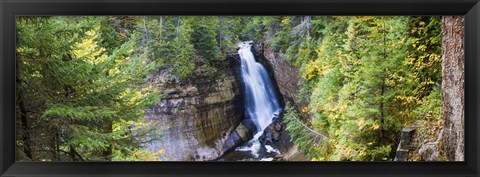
(394, 123, 445, 161)
(221, 119, 256, 153)
(260, 44, 309, 119)
(258, 113, 309, 161)
(144, 61, 243, 161)
(394, 124, 419, 161)
(417, 129, 444, 161)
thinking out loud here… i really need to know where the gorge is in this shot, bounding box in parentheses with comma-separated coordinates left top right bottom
(16, 16, 461, 162)
(144, 41, 299, 161)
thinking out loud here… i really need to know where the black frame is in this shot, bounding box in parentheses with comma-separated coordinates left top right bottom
(1, 0, 479, 176)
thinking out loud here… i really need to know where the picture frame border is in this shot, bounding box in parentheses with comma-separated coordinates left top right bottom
(1, 0, 479, 176)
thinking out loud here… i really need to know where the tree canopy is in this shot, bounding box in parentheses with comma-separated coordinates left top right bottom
(16, 16, 444, 161)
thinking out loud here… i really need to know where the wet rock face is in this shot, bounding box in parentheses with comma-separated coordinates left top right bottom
(262, 45, 300, 101)
(261, 44, 308, 118)
(144, 65, 243, 161)
(259, 123, 282, 146)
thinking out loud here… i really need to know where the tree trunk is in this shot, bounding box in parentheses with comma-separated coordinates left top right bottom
(379, 78, 385, 142)
(441, 16, 464, 161)
(378, 22, 387, 143)
(143, 17, 150, 42)
(55, 130, 60, 161)
(16, 59, 33, 160)
(142, 17, 149, 60)
(103, 120, 113, 161)
(18, 88, 33, 159)
(305, 16, 311, 48)
(219, 16, 224, 52)
(305, 16, 311, 40)
(69, 145, 77, 161)
(159, 16, 163, 38)
(175, 16, 181, 56)
(176, 16, 180, 38)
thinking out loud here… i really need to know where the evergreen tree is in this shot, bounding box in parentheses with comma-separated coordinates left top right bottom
(191, 16, 221, 62)
(16, 16, 162, 161)
(281, 16, 442, 161)
(15, 16, 446, 161)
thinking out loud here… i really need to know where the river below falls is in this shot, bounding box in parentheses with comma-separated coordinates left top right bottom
(217, 140, 284, 161)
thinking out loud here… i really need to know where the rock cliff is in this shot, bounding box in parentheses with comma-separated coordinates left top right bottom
(144, 61, 243, 161)
(261, 44, 309, 119)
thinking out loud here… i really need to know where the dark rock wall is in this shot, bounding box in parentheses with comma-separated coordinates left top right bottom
(261, 44, 309, 119)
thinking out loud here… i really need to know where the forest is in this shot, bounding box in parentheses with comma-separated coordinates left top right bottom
(15, 16, 463, 161)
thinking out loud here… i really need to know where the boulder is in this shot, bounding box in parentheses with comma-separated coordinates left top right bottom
(221, 119, 257, 153)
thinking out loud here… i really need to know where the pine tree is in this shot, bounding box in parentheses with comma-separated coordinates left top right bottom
(281, 16, 442, 161)
(16, 16, 162, 161)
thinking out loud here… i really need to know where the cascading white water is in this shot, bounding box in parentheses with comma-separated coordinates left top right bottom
(238, 41, 281, 143)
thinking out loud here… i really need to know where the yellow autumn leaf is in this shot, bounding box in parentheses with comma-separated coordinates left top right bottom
(302, 107, 309, 113)
(358, 118, 365, 130)
(155, 149, 166, 156)
(281, 17, 290, 25)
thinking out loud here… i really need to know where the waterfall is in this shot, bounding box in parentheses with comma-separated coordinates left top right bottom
(238, 41, 281, 142)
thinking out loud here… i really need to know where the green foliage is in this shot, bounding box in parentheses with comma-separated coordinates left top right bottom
(95, 17, 125, 54)
(16, 16, 162, 161)
(191, 16, 221, 61)
(282, 102, 328, 159)
(218, 16, 249, 52)
(132, 16, 226, 80)
(15, 16, 444, 161)
(274, 16, 442, 161)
